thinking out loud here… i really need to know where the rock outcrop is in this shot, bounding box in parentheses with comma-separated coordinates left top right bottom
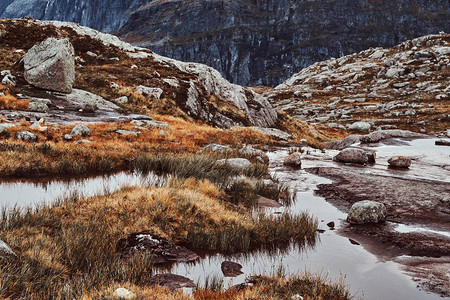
(2, 1, 448, 86)
(268, 33, 450, 134)
(23, 38, 75, 93)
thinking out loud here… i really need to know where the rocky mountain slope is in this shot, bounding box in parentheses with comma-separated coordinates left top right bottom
(265, 33, 450, 135)
(0, 18, 278, 129)
(1, 0, 449, 87)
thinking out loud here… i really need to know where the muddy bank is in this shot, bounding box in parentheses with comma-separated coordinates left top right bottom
(308, 166, 450, 296)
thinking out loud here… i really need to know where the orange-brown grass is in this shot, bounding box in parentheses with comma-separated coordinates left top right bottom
(0, 116, 287, 178)
(0, 88, 29, 111)
(0, 179, 318, 299)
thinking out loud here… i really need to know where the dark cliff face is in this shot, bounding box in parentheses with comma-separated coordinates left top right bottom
(0, 0, 147, 33)
(2, 0, 449, 87)
(118, 0, 450, 86)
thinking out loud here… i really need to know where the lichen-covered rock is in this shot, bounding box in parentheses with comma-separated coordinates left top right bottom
(29, 101, 49, 113)
(16, 131, 37, 142)
(334, 148, 368, 164)
(135, 85, 163, 99)
(70, 124, 91, 136)
(388, 156, 411, 168)
(347, 200, 387, 224)
(347, 121, 371, 134)
(283, 152, 303, 168)
(216, 158, 252, 169)
(23, 38, 75, 93)
(131, 120, 168, 129)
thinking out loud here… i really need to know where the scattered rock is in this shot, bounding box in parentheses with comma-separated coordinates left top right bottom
(135, 85, 163, 99)
(114, 96, 128, 104)
(147, 274, 196, 289)
(70, 124, 91, 136)
(325, 135, 362, 150)
(202, 143, 232, 153)
(1, 70, 16, 86)
(75, 139, 91, 145)
(360, 130, 427, 143)
(28, 101, 49, 113)
(113, 288, 135, 300)
(16, 131, 37, 142)
(116, 130, 140, 137)
(349, 239, 361, 245)
(251, 127, 293, 141)
(334, 148, 369, 164)
(221, 261, 244, 277)
(240, 145, 269, 163)
(256, 196, 282, 208)
(30, 120, 48, 132)
(0, 239, 17, 259)
(347, 121, 371, 134)
(216, 158, 252, 169)
(347, 200, 387, 224)
(283, 152, 303, 168)
(367, 151, 376, 164)
(327, 221, 335, 229)
(388, 156, 412, 168)
(159, 130, 166, 136)
(23, 38, 75, 93)
(117, 231, 199, 264)
(63, 134, 73, 141)
(130, 120, 168, 129)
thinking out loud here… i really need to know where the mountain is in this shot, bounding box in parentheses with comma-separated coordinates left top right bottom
(1, 0, 449, 87)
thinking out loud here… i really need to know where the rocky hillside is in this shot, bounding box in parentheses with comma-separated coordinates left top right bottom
(1, 1, 449, 87)
(0, 18, 277, 129)
(265, 33, 450, 135)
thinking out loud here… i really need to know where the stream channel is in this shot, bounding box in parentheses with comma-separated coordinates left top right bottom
(0, 137, 449, 300)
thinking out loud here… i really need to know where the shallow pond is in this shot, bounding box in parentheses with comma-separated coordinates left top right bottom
(0, 137, 448, 299)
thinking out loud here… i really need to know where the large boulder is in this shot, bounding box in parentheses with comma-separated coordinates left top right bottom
(70, 124, 91, 137)
(388, 156, 411, 168)
(334, 148, 369, 164)
(23, 38, 75, 93)
(347, 200, 387, 224)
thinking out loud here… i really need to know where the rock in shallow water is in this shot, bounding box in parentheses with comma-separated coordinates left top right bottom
(221, 261, 244, 277)
(347, 200, 387, 224)
(147, 274, 195, 289)
(283, 152, 303, 168)
(388, 156, 412, 168)
(334, 148, 369, 164)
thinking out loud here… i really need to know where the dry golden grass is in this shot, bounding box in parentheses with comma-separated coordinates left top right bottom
(0, 84, 29, 111)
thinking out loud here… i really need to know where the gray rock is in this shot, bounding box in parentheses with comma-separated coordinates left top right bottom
(114, 96, 128, 104)
(30, 120, 48, 131)
(16, 131, 37, 142)
(347, 200, 387, 224)
(130, 120, 168, 129)
(113, 288, 135, 300)
(447, 129, 450, 138)
(360, 130, 427, 143)
(63, 134, 73, 140)
(334, 148, 369, 164)
(221, 261, 244, 277)
(202, 144, 232, 153)
(0, 239, 17, 258)
(251, 127, 293, 141)
(135, 85, 163, 99)
(159, 130, 165, 136)
(116, 129, 140, 137)
(347, 121, 371, 134)
(283, 152, 303, 168)
(216, 158, 252, 169)
(1, 70, 16, 86)
(325, 135, 362, 150)
(75, 139, 91, 145)
(23, 38, 75, 93)
(29, 101, 49, 113)
(240, 145, 269, 163)
(435, 139, 450, 146)
(388, 156, 411, 168)
(70, 124, 91, 136)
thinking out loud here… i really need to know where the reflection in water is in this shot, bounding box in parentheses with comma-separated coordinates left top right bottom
(0, 138, 448, 299)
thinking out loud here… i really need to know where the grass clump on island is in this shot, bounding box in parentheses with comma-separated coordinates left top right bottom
(0, 178, 319, 299)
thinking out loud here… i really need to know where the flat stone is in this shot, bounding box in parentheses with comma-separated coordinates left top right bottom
(130, 120, 168, 129)
(251, 127, 293, 141)
(16, 131, 37, 142)
(29, 101, 49, 113)
(116, 130, 140, 137)
(202, 144, 232, 153)
(256, 196, 282, 208)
